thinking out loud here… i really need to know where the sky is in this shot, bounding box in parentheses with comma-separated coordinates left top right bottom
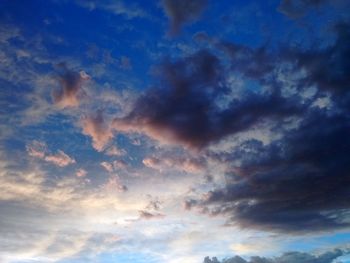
(1, 0, 350, 262)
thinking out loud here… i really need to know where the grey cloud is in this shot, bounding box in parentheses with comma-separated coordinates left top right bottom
(278, 0, 328, 18)
(182, 25, 350, 232)
(162, 0, 207, 35)
(110, 20, 350, 233)
(112, 49, 303, 149)
(53, 65, 90, 108)
(138, 210, 165, 220)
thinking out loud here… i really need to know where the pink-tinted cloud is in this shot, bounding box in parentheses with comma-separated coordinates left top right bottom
(101, 161, 114, 172)
(142, 157, 162, 171)
(44, 150, 76, 167)
(103, 176, 128, 193)
(53, 66, 90, 109)
(105, 145, 126, 156)
(113, 160, 127, 169)
(26, 140, 46, 159)
(76, 168, 87, 177)
(101, 160, 128, 173)
(81, 110, 113, 151)
(26, 141, 75, 167)
(112, 118, 181, 146)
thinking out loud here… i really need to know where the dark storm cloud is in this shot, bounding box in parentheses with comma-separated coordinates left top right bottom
(112, 50, 303, 149)
(112, 21, 350, 232)
(289, 23, 350, 95)
(162, 0, 207, 35)
(218, 22, 350, 96)
(190, 107, 350, 232)
(204, 249, 348, 263)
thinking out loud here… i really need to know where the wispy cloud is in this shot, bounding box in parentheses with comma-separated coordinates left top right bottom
(26, 141, 75, 167)
(76, 0, 148, 19)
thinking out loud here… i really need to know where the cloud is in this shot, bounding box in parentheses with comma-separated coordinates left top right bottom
(44, 150, 76, 167)
(119, 56, 132, 70)
(26, 140, 46, 159)
(162, 0, 208, 35)
(26, 141, 75, 167)
(277, 0, 329, 18)
(203, 249, 348, 263)
(167, 24, 350, 232)
(143, 155, 206, 173)
(101, 161, 114, 173)
(81, 110, 113, 151)
(101, 160, 127, 173)
(105, 145, 126, 156)
(277, 0, 349, 18)
(188, 108, 350, 232)
(103, 176, 128, 193)
(76, 168, 87, 177)
(112, 50, 302, 149)
(52, 65, 90, 108)
(138, 210, 165, 220)
(76, 0, 147, 19)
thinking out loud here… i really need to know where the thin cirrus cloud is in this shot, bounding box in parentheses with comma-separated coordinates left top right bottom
(75, 0, 148, 20)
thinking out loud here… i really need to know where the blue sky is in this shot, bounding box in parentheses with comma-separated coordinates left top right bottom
(1, 0, 350, 262)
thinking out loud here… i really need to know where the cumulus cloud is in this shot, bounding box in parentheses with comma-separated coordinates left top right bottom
(81, 110, 113, 151)
(162, 0, 208, 35)
(204, 249, 348, 263)
(52, 65, 90, 108)
(26, 141, 75, 167)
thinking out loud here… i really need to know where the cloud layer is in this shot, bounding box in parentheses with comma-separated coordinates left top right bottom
(204, 249, 348, 263)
